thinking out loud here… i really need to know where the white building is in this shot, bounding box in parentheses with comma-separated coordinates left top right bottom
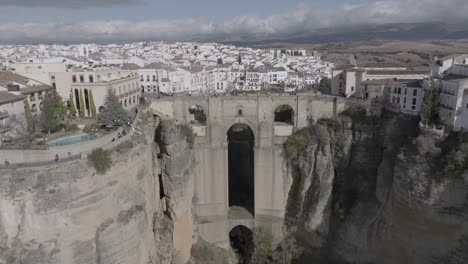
(436, 64, 468, 130)
(431, 54, 468, 78)
(138, 62, 171, 94)
(389, 80, 424, 115)
(69, 68, 139, 117)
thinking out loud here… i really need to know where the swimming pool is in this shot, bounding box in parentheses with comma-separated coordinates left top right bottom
(48, 134, 97, 146)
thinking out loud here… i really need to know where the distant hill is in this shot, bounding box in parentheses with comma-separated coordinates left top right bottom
(213, 22, 468, 46)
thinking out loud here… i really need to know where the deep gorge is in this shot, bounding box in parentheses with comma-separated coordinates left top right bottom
(1, 108, 468, 264)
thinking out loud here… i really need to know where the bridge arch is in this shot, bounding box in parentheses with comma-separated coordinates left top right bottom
(224, 118, 257, 144)
(273, 103, 295, 125)
(229, 225, 254, 264)
(227, 123, 255, 217)
(187, 104, 207, 125)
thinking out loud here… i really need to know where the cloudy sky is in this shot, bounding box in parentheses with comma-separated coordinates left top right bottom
(0, 0, 467, 43)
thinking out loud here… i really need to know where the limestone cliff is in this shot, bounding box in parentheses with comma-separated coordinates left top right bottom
(284, 109, 468, 264)
(0, 112, 195, 264)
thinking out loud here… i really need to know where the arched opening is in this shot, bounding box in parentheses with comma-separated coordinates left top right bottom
(84, 89, 90, 116)
(188, 105, 206, 125)
(274, 104, 294, 125)
(228, 123, 254, 217)
(74, 89, 81, 113)
(229, 225, 254, 264)
(31, 104, 37, 112)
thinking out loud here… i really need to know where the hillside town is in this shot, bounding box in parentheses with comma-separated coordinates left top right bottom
(1, 41, 468, 147)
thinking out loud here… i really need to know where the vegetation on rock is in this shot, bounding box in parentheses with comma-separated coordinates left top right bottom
(88, 148, 112, 175)
(284, 128, 308, 160)
(339, 105, 367, 122)
(190, 239, 229, 264)
(179, 124, 195, 148)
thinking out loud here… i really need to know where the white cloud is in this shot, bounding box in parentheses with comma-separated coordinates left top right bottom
(0, 0, 467, 43)
(0, 0, 142, 8)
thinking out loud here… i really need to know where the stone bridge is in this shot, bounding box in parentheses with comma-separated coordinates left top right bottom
(150, 94, 354, 247)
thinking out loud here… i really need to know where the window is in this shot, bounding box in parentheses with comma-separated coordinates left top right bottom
(351, 86, 354, 91)
(404, 97, 406, 104)
(397, 97, 400, 104)
(79, 75, 84, 83)
(412, 98, 417, 105)
(72, 75, 77, 83)
(413, 89, 417, 96)
(146, 75, 150, 82)
(89, 75, 94, 83)
(412, 106, 416, 110)
(140, 75, 144, 81)
(404, 88, 407, 95)
(153, 75, 156, 81)
(398, 87, 401, 94)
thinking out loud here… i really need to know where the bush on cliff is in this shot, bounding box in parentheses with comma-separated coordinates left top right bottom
(88, 148, 112, 175)
(179, 124, 195, 148)
(284, 128, 308, 160)
(339, 105, 367, 122)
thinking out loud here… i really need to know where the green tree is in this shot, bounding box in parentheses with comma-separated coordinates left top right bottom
(421, 80, 438, 125)
(42, 90, 66, 133)
(89, 90, 97, 117)
(24, 100, 34, 133)
(98, 89, 127, 127)
(68, 92, 77, 116)
(79, 89, 85, 117)
(319, 77, 332, 94)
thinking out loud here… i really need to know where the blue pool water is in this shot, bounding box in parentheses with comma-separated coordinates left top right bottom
(49, 134, 97, 146)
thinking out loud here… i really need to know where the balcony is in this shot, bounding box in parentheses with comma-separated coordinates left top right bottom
(274, 122, 294, 137)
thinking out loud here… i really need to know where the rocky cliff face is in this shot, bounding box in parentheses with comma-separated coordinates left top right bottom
(284, 109, 468, 264)
(0, 112, 195, 264)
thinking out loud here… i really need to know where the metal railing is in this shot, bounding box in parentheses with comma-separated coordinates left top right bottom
(0, 154, 82, 170)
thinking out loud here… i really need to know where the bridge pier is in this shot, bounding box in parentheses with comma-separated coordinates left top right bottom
(149, 94, 353, 248)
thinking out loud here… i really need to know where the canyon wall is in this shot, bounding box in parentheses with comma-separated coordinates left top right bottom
(0, 113, 196, 264)
(285, 108, 468, 264)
